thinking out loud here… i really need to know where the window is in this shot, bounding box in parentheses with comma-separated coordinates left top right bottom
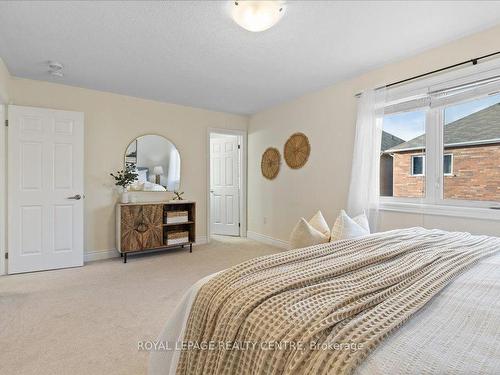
(443, 154, 453, 175)
(408, 155, 450, 176)
(442, 93, 500, 202)
(380, 72, 500, 211)
(411, 155, 424, 176)
(380, 110, 425, 198)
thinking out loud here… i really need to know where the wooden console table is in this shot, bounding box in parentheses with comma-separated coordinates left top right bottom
(116, 201, 195, 263)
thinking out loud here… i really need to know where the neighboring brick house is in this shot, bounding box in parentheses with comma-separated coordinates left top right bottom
(382, 103, 500, 201)
(380, 131, 405, 196)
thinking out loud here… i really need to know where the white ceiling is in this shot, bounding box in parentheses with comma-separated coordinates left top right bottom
(1, 1, 500, 115)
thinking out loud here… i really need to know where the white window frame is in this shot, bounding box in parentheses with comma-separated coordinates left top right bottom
(380, 65, 500, 220)
(410, 154, 425, 176)
(443, 153, 453, 176)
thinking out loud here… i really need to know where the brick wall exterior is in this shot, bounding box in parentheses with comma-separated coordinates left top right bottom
(443, 144, 500, 201)
(392, 144, 500, 201)
(392, 151, 425, 198)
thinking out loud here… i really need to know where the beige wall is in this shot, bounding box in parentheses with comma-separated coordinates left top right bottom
(10, 78, 248, 254)
(4, 23, 500, 255)
(248, 24, 500, 242)
(0, 58, 10, 102)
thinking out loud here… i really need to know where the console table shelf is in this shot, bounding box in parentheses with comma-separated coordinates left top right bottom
(116, 201, 195, 263)
(162, 221, 194, 226)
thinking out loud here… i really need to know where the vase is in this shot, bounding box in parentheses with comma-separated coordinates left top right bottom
(121, 190, 129, 204)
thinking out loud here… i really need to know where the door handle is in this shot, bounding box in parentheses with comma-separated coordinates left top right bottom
(67, 194, 82, 200)
(210, 190, 214, 193)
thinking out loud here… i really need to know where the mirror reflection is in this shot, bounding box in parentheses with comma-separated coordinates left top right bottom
(125, 135, 181, 192)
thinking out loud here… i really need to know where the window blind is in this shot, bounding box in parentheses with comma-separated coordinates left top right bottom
(383, 60, 500, 114)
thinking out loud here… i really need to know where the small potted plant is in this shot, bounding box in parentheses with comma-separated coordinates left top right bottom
(110, 164, 138, 203)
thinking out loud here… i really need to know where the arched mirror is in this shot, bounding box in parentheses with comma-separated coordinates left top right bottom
(124, 135, 181, 192)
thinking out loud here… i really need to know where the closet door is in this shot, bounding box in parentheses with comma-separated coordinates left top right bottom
(8, 105, 84, 274)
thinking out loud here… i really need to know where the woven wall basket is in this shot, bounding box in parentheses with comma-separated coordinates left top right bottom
(284, 132, 310, 169)
(261, 147, 281, 180)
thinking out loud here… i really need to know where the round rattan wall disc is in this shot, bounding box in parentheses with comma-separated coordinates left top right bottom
(284, 132, 310, 169)
(261, 147, 281, 180)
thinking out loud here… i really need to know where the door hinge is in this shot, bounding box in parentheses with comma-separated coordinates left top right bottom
(4, 252, 8, 259)
(4, 119, 7, 127)
(238, 223, 241, 228)
(238, 144, 241, 149)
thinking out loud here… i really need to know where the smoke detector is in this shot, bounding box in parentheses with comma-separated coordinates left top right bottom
(48, 61, 64, 77)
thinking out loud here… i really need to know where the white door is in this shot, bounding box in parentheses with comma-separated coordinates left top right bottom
(8, 105, 84, 274)
(210, 135, 240, 236)
(0, 105, 5, 275)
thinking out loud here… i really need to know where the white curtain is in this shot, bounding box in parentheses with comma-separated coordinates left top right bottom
(166, 149, 181, 191)
(347, 88, 386, 229)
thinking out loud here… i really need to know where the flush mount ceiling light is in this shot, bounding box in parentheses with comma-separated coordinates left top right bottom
(231, 1, 285, 32)
(48, 60, 64, 77)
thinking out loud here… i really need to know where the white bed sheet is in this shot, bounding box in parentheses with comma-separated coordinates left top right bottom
(149, 253, 500, 375)
(149, 272, 220, 375)
(143, 181, 167, 192)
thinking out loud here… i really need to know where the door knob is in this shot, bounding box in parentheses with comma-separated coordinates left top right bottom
(67, 194, 82, 200)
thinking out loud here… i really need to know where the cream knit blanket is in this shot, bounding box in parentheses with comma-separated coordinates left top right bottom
(176, 228, 500, 375)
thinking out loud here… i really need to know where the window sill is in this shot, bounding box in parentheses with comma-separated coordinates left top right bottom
(379, 201, 500, 221)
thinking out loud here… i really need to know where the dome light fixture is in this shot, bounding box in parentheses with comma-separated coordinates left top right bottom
(231, 1, 285, 32)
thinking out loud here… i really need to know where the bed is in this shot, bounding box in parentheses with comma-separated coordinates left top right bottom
(133, 167, 167, 191)
(149, 227, 500, 375)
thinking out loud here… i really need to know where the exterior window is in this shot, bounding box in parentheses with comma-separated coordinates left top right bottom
(411, 155, 424, 176)
(443, 93, 500, 202)
(443, 154, 453, 175)
(380, 110, 426, 198)
(380, 84, 500, 210)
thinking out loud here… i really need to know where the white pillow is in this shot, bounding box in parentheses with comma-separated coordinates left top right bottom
(352, 211, 370, 233)
(289, 218, 329, 250)
(308, 210, 330, 238)
(330, 210, 370, 241)
(136, 168, 148, 183)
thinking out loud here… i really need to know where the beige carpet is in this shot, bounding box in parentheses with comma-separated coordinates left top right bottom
(0, 236, 282, 375)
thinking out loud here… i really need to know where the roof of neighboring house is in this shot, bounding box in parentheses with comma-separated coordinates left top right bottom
(381, 131, 405, 151)
(386, 103, 500, 152)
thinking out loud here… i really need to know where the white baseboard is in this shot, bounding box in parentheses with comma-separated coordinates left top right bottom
(84, 235, 209, 263)
(195, 235, 208, 245)
(247, 231, 289, 249)
(84, 249, 120, 262)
